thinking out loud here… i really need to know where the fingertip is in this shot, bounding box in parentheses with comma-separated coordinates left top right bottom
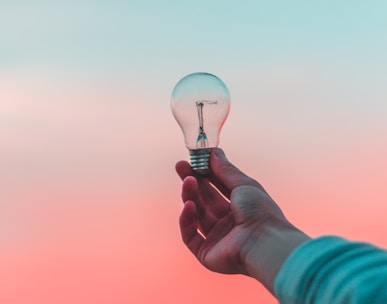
(175, 160, 188, 172)
(183, 175, 197, 184)
(183, 200, 197, 213)
(210, 147, 232, 176)
(179, 200, 204, 254)
(179, 200, 197, 228)
(182, 175, 199, 195)
(211, 148, 229, 168)
(175, 160, 193, 180)
(212, 147, 225, 160)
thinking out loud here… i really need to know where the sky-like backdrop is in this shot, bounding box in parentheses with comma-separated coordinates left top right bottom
(1, 1, 387, 303)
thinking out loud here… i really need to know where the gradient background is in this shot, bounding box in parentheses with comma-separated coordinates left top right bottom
(1, 1, 387, 303)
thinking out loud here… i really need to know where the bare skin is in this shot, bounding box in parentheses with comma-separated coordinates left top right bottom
(176, 148, 310, 294)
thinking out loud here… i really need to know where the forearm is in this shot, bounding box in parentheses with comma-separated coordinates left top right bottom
(243, 219, 310, 294)
(274, 236, 387, 304)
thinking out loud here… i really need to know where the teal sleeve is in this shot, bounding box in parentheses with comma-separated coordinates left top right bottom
(274, 236, 387, 304)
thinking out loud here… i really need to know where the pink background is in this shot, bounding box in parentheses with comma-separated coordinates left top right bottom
(1, 2, 387, 303)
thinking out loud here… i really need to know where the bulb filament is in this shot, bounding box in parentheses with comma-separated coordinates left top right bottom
(196, 100, 217, 148)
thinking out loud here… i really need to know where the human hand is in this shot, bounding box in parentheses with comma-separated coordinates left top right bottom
(176, 149, 309, 292)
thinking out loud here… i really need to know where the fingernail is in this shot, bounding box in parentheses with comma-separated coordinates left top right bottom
(213, 148, 226, 160)
(183, 176, 196, 183)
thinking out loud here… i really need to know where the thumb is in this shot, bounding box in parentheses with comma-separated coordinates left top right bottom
(210, 148, 261, 192)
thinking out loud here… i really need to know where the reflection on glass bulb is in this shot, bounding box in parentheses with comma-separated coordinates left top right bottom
(171, 72, 231, 175)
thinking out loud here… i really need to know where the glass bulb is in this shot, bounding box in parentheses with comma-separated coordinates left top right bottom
(171, 72, 231, 175)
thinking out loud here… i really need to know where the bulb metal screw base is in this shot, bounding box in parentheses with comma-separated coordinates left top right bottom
(189, 148, 212, 175)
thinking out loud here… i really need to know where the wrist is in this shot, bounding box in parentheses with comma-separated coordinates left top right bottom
(243, 219, 310, 294)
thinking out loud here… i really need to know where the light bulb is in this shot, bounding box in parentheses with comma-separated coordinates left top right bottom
(171, 72, 231, 175)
